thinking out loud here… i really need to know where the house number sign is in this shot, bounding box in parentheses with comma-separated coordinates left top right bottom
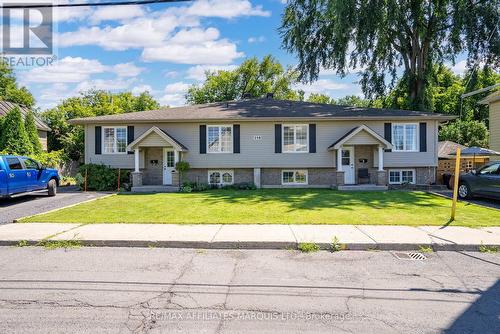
(253, 135, 262, 141)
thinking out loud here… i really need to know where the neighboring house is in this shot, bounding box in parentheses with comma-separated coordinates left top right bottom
(436, 141, 490, 185)
(70, 98, 455, 189)
(0, 101, 51, 151)
(479, 90, 500, 153)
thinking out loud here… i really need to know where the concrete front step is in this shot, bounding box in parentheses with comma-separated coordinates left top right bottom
(338, 185, 388, 191)
(131, 185, 179, 193)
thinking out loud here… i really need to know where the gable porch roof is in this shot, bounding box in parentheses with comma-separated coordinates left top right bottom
(126, 126, 188, 152)
(328, 124, 393, 150)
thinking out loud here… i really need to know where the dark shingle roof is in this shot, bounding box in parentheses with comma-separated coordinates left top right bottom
(438, 141, 466, 159)
(0, 101, 51, 131)
(70, 98, 456, 124)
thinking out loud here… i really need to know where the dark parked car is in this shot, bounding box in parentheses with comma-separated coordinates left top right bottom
(458, 161, 500, 200)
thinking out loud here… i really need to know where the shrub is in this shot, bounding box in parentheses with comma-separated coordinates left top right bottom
(32, 150, 65, 168)
(76, 163, 130, 191)
(221, 182, 257, 190)
(175, 161, 190, 184)
(180, 181, 209, 192)
(25, 111, 43, 154)
(0, 106, 32, 154)
(298, 242, 320, 253)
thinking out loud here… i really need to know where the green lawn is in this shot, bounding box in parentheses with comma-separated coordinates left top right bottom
(21, 189, 500, 227)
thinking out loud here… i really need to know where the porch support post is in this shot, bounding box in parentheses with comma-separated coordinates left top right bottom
(337, 147, 343, 172)
(378, 146, 384, 171)
(134, 148, 140, 172)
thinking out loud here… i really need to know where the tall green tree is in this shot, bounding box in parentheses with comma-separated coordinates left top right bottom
(186, 55, 300, 104)
(0, 107, 32, 155)
(42, 89, 160, 161)
(25, 110, 43, 154)
(280, 0, 499, 111)
(0, 62, 35, 107)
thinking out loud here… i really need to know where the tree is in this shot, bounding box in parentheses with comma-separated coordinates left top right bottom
(306, 93, 333, 104)
(42, 89, 160, 161)
(25, 110, 43, 154)
(0, 107, 32, 155)
(0, 62, 35, 107)
(439, 119, 489, 147)
(280, 0, 499, 111)
(186, 55, 300, 104)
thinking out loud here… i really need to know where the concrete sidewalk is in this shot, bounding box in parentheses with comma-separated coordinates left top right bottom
(0, 223, 499, 251)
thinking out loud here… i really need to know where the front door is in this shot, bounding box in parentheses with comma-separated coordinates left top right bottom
(342, 147, 355, 184)
(163, 149, 175, 185)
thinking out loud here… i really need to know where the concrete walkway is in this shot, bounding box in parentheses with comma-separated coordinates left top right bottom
(0, 223, 499, 251)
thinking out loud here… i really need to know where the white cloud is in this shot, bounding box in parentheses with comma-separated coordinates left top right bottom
(248, 36, 265, 43)
(164, 82, 191, 94)
(169, 27, 220, 44)
(295, 79, 351, 95)
(447, 60, 485, 76)
(132, 85, 153, 94)
(90, 5, 146, 24)
(186, 0, 271, 18)
(142, 39, 243, 64)
(164, 71, 179, 78)
(19, 57, 107, 83)
(112, 62, 144, 77)
(75, 78, 135, 92)
(186, 64, 238, 81)
(56, 0, 268, 62)
(159, 82, 191, 107)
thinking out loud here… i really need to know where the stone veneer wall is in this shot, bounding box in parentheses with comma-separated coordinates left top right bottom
(261, 168, 336, 187)
(184, 168, 254, 184)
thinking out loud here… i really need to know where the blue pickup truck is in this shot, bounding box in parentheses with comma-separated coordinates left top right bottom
(0, 155, 60, 198)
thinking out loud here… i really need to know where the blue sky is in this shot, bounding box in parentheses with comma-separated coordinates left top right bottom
(13, 0, 470, 110)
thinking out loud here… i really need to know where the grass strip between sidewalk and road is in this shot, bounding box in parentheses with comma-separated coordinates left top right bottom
(19, 189, 500, 227)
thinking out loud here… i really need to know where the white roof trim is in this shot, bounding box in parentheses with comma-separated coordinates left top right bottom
(126, 126, 188, 151)
(329, 124, 393, 150)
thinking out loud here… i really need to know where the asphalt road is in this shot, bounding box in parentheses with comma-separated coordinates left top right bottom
(0, 247, 498, 334)
(0, 187, 109, 224)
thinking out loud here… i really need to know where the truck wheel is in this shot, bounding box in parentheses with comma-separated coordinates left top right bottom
(458, 183, 471, 199)
(48, 179, 57, 197)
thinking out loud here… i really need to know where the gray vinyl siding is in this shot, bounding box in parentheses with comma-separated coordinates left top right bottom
(84, 120, 438, 169)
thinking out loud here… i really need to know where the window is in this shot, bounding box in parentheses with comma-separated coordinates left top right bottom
(208, 170, 234, 186)
(207, 125, 232, 153)
(22, 158, 39, 169)
(103, 127, 127, 154)
(282, 170, 308, 185)
(479, 163, 500, 175)
(389, 169, 415, 184)
(6, 157, 23, 170)
(392, 123, 417, 151)
(283, 125, 308, 153)
(166, 151, 175, 168)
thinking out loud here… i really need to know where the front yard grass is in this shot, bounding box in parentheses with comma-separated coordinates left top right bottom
(20, 189, 500, 227)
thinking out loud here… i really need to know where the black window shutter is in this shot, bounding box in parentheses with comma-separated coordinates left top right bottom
(127, 126, 134, 154)
(233, 124, 240, 153)
(419, 122, 427, 152)
(95, 126, 101, 155)
(275, 124, 282, 153)
(199, 125, 206, 154)
(384, 123, 392, 152)
(309, 124, 316, 153)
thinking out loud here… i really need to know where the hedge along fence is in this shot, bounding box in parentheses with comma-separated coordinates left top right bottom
(76, 164, 130, 191)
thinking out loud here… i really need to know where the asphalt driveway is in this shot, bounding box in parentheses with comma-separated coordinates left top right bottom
(0, 187, 110, 224)
(433, 190, 500, 210)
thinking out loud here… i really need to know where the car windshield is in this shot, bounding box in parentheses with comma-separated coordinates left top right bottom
(479, 163, 500, 175)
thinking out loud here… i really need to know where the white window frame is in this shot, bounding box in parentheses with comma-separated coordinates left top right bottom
(281, 170, 308, 185)
(391, 123, 418, 152)
(102, 126, 128, 155)
(282, 124, 309, 153)
(207, 125, 233, 154)
(208, 170, 234, 186)
(388, 169, 416, 184)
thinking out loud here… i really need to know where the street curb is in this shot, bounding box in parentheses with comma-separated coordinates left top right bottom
(0, 239, 495, 252)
